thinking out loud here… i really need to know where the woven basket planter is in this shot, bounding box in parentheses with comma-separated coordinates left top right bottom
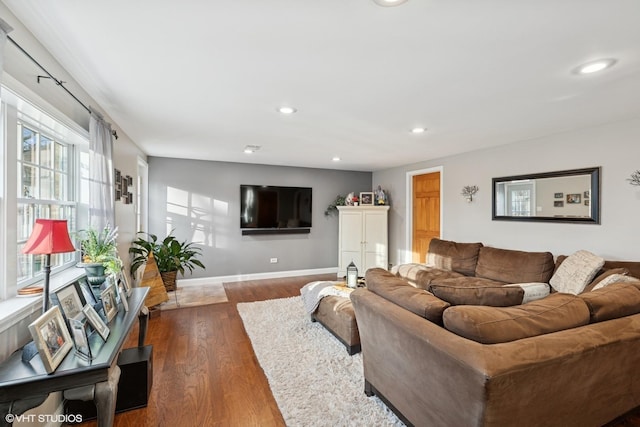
(160, 270, 178, 292)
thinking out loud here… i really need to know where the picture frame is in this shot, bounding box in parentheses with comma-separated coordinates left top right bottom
(554, 192, 563, 199)
(100, 283, 119, 323)
(118, 267, 132, 297)
(584, 199, 590, 206)
(584, 190, 590, 199)
(28, 306, 73, 374)
(69, 314, 92, 360)
(51, 282, 84, 322)
(77, 277, 97, 307)
(566, 193, 581, 204)
(359, 192, 374, 206)
(118, 284, 129, 312)
(554, 201, 564, 207)
(82, 303, 110, 341)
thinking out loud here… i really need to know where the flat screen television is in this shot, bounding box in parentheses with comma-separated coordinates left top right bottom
(240, 185, 312, 235)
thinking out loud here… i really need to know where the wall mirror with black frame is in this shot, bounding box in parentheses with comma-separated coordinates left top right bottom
(492, 167, 600, 224)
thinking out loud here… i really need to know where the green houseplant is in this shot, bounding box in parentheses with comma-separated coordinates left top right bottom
(79, 225, 120, 286)
(324, 195, 346, 217)
(129, 231, 205, 291)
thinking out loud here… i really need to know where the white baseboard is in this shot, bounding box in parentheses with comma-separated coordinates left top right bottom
(177, 267, 338, 287)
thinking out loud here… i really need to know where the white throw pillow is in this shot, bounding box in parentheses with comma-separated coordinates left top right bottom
(549, 250, 605, 295)
(592, 273, 640, 291)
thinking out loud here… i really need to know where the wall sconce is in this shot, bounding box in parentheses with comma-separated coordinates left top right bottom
(628, 170, 640, 186)
(461, 185, 479, 203)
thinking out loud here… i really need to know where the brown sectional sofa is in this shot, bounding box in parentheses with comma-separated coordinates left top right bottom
(351, 239, 640, 427)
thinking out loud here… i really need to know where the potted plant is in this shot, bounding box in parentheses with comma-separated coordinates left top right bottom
(129, 231, 205, 291)
(79, 225, 120, 286)
(324, 195, 346, 217)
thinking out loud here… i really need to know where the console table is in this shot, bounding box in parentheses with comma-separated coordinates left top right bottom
(0, 287, 149, 427)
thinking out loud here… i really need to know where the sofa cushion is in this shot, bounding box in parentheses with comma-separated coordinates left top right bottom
(578, 282, 640, 323)
(429, 277, 524, 307)
(550, 250, 605, 294)
(414, 268, 465, 290)
(592, 273, 640, 291)
(583, 268, 629, 292)
(365, 268, 450, 324)
(504, 282, 551, 303)
(474, 246, 555, 284)
(426, 239, 483, 276)
(442, 293, 590, 344)
(393, 263, 464, 289)
(602, 260, 640, 282)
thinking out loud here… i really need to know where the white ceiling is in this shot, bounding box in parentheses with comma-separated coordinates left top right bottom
(4, 0, 640, 172)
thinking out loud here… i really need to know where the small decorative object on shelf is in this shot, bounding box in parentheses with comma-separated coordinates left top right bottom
(375, 185, 387, 205)
(345, 192, 356, 206)
(347, 261, 358, 289)
(461, 185, 479, 203)
(359, 192, 373, 206)
(628, 170, 640, 186)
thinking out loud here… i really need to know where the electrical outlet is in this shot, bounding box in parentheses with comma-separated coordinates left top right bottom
(270, 258, 278, 264)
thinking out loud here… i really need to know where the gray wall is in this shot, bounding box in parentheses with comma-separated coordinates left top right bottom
(373, 118, 640, 266)
(148, 157, 372, 278)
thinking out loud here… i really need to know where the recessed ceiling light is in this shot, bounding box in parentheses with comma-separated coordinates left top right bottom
(411, 127, 426, 134)
(278, 106, 297, 115)
(373, 0, 408, 6)
(573, 58, 617, 75)
(332, 157, 341, 162)
(244, 145, 261, 154)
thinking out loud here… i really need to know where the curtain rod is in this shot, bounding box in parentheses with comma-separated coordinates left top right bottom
(7, 35, 119, 139)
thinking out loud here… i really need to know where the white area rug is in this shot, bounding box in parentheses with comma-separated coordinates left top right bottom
(237, 296, 404, 427)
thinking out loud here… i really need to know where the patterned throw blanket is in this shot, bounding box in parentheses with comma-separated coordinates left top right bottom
(300, 281, 353, 314)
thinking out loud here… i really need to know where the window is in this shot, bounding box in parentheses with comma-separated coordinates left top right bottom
(506, 183, 535, 217)
(17, 123, 77, 286)
(1, 83, 89, 300)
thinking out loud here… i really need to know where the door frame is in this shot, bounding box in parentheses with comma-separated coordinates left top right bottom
(405, 166, 444, 265)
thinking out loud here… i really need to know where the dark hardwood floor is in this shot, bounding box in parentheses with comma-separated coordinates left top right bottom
(74, 273, 640, 427)
(74, 273, 335, 427)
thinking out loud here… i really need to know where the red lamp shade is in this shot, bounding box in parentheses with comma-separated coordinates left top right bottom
(22, 219, 75, 255)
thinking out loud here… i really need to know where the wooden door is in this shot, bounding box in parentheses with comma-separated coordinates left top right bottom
(412, 172, 440, 263)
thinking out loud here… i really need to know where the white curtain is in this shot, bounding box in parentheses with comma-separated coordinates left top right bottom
(0, 18, 14, 90)
(89, 108, 115, 230)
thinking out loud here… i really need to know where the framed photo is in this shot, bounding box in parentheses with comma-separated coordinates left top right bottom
(584, 199, 590, 206)
(584, 190, 590, 199)
(118, 268, 132, 297)
(69, 314, 92, 360)
(28, 306, 73, 374)
(359, 192, 374, 206)
(100, 283, 119, 323)
(82, 304, 110, 341)
(77, 277, 97, 307)
(118, 284, 129, 312)
(51, 282, 84, 322)
(554, 192, 563, 199)
(554, 201, 564, 207)
(566, 193, 581, 204)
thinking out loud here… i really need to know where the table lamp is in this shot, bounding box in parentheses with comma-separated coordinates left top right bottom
(22, 219, 76, 313)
